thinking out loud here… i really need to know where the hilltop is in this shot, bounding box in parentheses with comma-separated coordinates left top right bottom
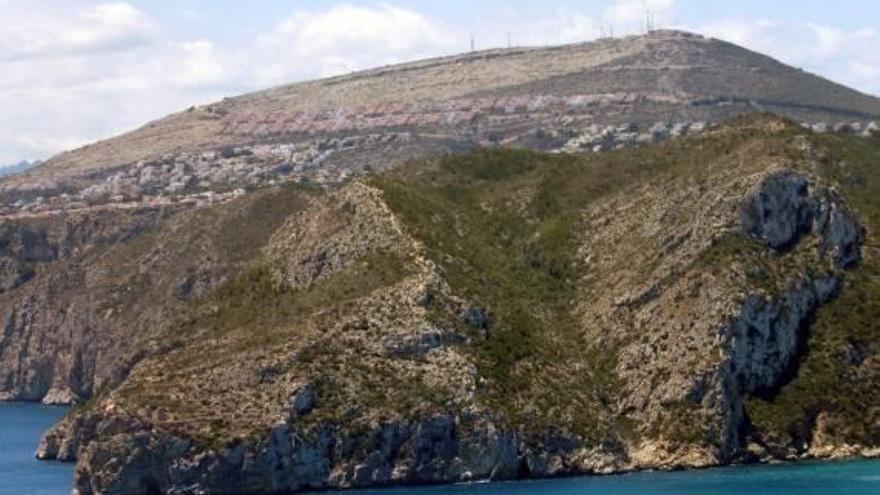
(2, 30, 878, 209)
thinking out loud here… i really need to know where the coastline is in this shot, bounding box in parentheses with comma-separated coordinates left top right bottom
(30, 405, 880, 495)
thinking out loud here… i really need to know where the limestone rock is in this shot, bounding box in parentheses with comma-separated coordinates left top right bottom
(740, 171, 813, 250)
(291, 385, 316, 416)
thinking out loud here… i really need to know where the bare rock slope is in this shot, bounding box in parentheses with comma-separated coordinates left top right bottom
(26, 117, 880, 494)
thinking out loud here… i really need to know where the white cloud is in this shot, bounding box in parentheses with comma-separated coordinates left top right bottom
(469, 6, 597, 47)
(165, 40, 227, 88)
(0, 2, 465, 163)
(0, 1, 157, 61)
(851, 61, 880, 80)
(0, 2, 229, 163)
(251, 4, 460, 81)
(604, 0, 677, 33)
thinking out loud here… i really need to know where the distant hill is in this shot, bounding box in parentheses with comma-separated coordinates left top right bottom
(0, 160, 40, 177)
(10, 29, 880, 186)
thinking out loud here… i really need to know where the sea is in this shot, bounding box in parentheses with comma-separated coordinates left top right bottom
(0, 402, 72, 495)
(2, 402, 879, 495)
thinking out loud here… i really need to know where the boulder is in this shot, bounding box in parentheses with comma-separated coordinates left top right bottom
(292, 385, 316, 416)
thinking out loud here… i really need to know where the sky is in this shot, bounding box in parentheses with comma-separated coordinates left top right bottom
(1, 0, 879, 164)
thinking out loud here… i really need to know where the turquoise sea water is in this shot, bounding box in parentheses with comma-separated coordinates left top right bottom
(0, 403, 72, 495)
(2, 401, 879, 495)
(322, 459, 880, 495)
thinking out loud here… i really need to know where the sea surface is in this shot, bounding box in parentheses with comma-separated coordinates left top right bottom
(322, 459, 880, 495)
(0, 402, 72, 495)
(2, 401, 879, 495)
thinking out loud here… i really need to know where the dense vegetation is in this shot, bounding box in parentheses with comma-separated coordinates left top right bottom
(371, 138, 741, 439)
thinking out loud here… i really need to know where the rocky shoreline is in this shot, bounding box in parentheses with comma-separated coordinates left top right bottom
(32, 407, 880, 495)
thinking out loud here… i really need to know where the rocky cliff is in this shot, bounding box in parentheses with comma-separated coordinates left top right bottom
(0, 186, 318, 405)
(15, 116, 879, 494)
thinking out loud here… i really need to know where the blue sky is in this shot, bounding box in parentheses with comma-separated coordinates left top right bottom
(1, 0, 879, 163)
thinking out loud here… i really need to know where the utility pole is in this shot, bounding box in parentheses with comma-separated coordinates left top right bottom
(642, 1, 655, 33)
(470, 34, 475, 52)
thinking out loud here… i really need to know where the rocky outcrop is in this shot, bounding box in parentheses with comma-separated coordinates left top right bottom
(714, 275, 842, 459)
(723, 277, 840, 398)
(741, 170, 863, 265)
(740, 172, 815, 250)
(710, 170, 864, 458)
(585, 157, 866, 471)
(0, 207, 168, 295)
(0, 186, 305, 405)
(265, 183, 409, 289)
(38, 409, 108, 462)
(64, 414, 521, 495)
(815, 196, 863, 268)
(0, 207, 176, 403)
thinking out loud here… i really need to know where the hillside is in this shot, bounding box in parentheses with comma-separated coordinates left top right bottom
(2, 30, 878, 210)
(21, 116, 880, 494)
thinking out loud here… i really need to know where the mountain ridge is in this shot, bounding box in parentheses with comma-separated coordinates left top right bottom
(0, 160, 40, 177)
(7, 30, 880, 188)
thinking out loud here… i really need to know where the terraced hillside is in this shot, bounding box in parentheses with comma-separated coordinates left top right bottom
(2, 30, 878, 216)
(24, 116, 880, 494)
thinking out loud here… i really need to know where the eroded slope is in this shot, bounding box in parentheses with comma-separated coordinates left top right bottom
(29, 117, 880, 494)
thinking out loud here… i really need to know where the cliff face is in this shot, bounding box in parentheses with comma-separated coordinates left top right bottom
(18, 117, 879, 494)
(0, 207, 179, 403)
(0, 187, 317, 405)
